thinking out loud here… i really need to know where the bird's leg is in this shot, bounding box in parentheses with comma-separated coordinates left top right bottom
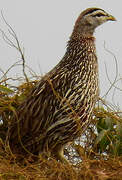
(52, 144, 69, 164)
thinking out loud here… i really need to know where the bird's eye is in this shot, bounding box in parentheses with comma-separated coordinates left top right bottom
(93, 13, 105, 17)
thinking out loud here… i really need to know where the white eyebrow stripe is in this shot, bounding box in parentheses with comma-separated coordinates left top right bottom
(91, 10, 107, 16)
(85, 9, 107, 17)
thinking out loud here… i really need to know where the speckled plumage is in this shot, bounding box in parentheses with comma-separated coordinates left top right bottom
(6, 7, 116, 162)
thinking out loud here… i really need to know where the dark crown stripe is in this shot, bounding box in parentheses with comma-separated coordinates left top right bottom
(84, 8, 103, 16)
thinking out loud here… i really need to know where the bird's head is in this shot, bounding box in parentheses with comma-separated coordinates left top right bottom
(72, 7, 116, 38)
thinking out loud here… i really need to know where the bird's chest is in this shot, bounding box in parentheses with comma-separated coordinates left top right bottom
(52, 62, 98, 123)
(65, 53, 98, 101)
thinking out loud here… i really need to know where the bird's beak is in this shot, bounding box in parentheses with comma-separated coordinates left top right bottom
(107, 15, 116, 21)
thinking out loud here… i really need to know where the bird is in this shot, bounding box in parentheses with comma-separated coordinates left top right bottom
(6, 7, 116, 163)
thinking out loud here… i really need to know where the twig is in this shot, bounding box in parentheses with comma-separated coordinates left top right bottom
(0, 11, 29, 83)
(102, 41, 118, 98)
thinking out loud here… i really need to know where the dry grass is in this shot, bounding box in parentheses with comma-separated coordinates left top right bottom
(0, 142, 122, 180)
(0, 79, 122, 179)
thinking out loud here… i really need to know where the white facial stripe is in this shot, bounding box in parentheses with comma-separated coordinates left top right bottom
(85, 9, 107, 18)
(91, 10, 107, 17)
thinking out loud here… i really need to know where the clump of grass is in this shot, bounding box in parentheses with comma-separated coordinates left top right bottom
(0, 146, 122, 180)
